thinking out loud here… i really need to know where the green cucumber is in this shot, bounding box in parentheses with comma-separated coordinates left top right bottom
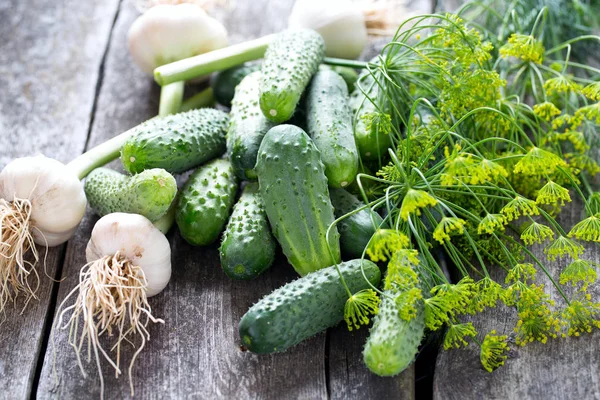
(306, 69, 358, 188)
(320, 65, 358, 93)
(256, 124, 341, 276)
(363, 286, 425, 376)
(84, 167, 176, 222)
(210, 62, 261, 107)
(121, 108, 229, 174)
(227, 71, 276, 180)
(330, 188, 383, 259)
(219, 183, 276, 280)
(239, 259, 381, 354)
(175, 159, 238, 246)
(259, 29, 325, 123)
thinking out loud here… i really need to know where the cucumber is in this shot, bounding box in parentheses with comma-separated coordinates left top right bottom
(239, 259, 381, 354)
(227, 71, 276, 180)
(306, 69, 358, 188)
(121, 108, 229, 174)
(84, 167, 176, 222)
(320, 65, 358, 93)
(330, 188, 383, 259)
(256, 124, 341, 276)
(175, 159, 238, 246)
(363, 287, 425, 376)
(259, 29, 325, 123)
(210, 62, 261, 107)
(219, 183, 276, 280)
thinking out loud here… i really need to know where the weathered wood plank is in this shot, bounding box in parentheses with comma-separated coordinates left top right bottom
(0, 0, 120, 398)
(433, 201, 600, 400)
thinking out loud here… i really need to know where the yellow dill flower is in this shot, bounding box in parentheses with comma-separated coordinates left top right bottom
(467, 277, 504, 313)
(431, 277, 476, 311)
(477, 213, 506, 235)
(566, 153, 600, 176)
(568, 216, 600, 242)
(505, 263, 537, 285)
(588, 193, 600, 216)
(395, 287, 424, 320)
(533, 101, 561, 121)
(400, 189, 437, 221)
(444, 322, 477, 350)
(544, 75, 582, 96)
(500, 33, 545, 63)
(386, 249, 420, 289)
(441, 151, 476, 186)
(520, 222, 555, 245)
(514, 283, 561, 345)
(361, 111, 392, 136)
(552, 113, 584, 130)
(581, 82, 600, 101)
(561, 299, 600, 337)
(480, 330, 509, 372)
(536, 181, 571, 206)
(366, 229, 410, 262)
(513, 147, 567, 176)
(433, 217, 467, 244)
(559, 259, 597, 291)
(478, 159, 509, 183)
(501, 196, 540, 222)
(553, 131, 589, 153)
(544, 235, 585, 261)
(344, 289, 380, 331)
(575, 102, 600, 124)
(424, 294, 453, 331)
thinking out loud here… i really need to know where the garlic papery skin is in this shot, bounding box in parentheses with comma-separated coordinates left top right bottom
(85, 212, 171, 296)
(0, 155, 87, 247)
(128, 3, 229, 76)
(288, 0, 368, 59)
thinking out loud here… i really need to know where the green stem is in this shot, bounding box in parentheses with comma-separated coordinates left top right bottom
(154, 34, 275, 86)
(180, 87, 215, 111)
(158, 81, 185, 117)
(322, 57, 368, 69)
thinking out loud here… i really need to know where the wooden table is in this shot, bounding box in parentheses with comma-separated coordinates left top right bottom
(1, 0, 599, 399)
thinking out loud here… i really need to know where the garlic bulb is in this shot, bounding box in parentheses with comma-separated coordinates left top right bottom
(128, 3, 229, 75)
(288, 0, 368, 59)
(0, 155, 86, 247)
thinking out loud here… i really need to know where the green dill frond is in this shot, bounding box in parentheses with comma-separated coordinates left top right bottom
(513, 147, 567, 176)
(366, 229, 410, 262)
(477, 214, 506, 235)
(444, 322, 477, 350)
(400, 189, 437, 221)
(559, 259, 597, 290)
(568, 215, 600, 242)
(561, 298, 600, 337)
(544, 235, 585, 260)
(544, 75, 582, 97)
(536, 181, 571, 206)
(520, 222, 555, 245)
(500, 33, 545, 64)
(501, 196, 540, 221)
(514, 284, 561, 345)
(344, 289, 381, 331)
(433, 217, 467, 244)
(581, 82, 600, 101)
(480, 330, 509, 372)
(533, 101, 561, 121)
(505, 263, 537, 285)
(587, 193, 600, 216)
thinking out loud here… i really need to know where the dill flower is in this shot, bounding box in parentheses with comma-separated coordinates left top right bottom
(552, 113, 584, 130)
(395, 287, 423, 320)
(467, 277, 504, 313)
(553, 131, 589, 153)
(344, 289, 380, 331)
(520, 222, 555, 245)
(536, 181, 571, 206)
(366, 229, 410, 262)
(431, 277, 475, 311)
(400, 189, 437, 221)
(433, 217, 467, 244)
(567, 153, 600, 176)
(501, 196, 540, 222)
(514, 284, 561, 345)
(500, 33, 544, 63)
(386, 249, 420, 289)
(477, 213, 506, 235)
(587, 193, 600, 216)
(480, 330, 509, 372)
(444, 322, 477, 350)
(544, 236, 585, 261)
(575, 102, 600, 124)
(559, 259, 597, 291)
(441, 151, 476, 186)
(561, 299, 600, 337)
(581, 81, 600, 101)
(533, 101, 561, 121)
(505, 263, 537, 285)
(544, 75, 582, 96)
(513, 147, 567, 176)
(477, 159, 509, 184)
(568, 216, 600, 242)
(424, 294, 453, 331)
(361, 111, 392, 136)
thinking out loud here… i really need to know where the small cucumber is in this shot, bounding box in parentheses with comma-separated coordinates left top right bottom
(320, 65, 358, 93)
(239, 259, 381, 354)
(210, 62, 261, 107)
(219, 183, 276, 280)
(306, 69, 358, 188)
(227, 71, 276, 180)
(363, 287, 425, 376)
(121, 108, 229, 174)
(330, 188, 383, 259)
(84, 167, 176, 222)
(256, 124, 341, 276)
(175, 159, 238, 246)
(259, 29, 325, 123)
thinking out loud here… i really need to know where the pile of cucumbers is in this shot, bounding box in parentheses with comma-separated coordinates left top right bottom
(84, 29, 418, 377)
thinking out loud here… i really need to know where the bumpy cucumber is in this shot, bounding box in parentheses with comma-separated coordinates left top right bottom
(84, 167, 176, 222)
(320, 65, 358, 93)
(363, 287, 425, 376)
(259, 29, 325, 123)
(306, 69, 358, 188)
(210, 62, 261, 107)
(256, 125, 341, 276)
(219, 183, 276, 280)
(227, 71, 276, 180)
(239, 259, 381, 353)
(175, 159, 238, 246)
(121, 108, 229, 174)
(330, 188, 383, 259)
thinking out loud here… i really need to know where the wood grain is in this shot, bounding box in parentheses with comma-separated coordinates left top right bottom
(0, 0, 120, 398)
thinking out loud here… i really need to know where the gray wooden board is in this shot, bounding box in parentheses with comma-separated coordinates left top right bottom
(0, 0, 120, 398)
(433, 201, 600, 400)
(34, 0, 415, 398)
